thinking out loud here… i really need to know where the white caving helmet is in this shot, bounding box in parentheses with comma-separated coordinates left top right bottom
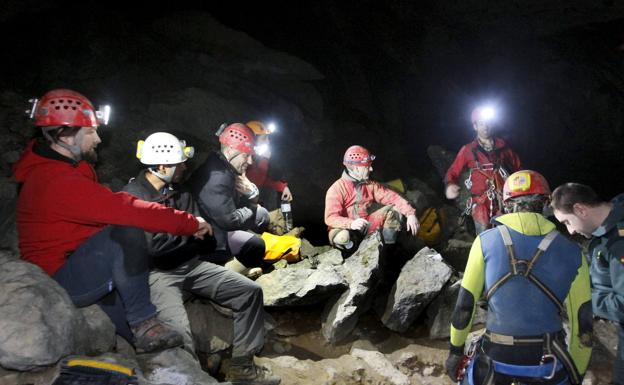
(136, 132, 194, 165)
(136, 132, 194, 184)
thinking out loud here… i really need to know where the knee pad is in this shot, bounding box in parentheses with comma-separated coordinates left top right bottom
(237, 235, 265, 268)
(331, 229, 354, 250)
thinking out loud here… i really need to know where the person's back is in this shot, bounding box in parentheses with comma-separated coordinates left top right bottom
(446, 170, 592, 385)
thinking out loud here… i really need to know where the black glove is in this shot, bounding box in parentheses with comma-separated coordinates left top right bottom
(445, 351, 464, 382)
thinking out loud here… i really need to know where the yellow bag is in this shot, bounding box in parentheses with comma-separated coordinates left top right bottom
(385, 178, 406, 193)
(261, 232, 301, 263)
(416, 207, 441, 246)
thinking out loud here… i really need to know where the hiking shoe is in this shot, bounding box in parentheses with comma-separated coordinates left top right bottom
(131, 316, 183, 354)
(226, 356, 281, 385)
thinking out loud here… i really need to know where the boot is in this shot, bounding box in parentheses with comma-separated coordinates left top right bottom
(225, 257, 263, 280)
(226, 356, 281, 385)
(130, 316, 183, 354)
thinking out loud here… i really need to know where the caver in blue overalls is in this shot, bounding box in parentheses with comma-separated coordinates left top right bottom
(447, 213, 593, 385)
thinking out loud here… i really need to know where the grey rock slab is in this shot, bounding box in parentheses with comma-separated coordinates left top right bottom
(381, 247, 453, 332)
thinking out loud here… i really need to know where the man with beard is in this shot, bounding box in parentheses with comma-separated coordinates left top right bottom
(189, 123, 270, 277)
(552, 183, 624, 385)
(13, 89, 211, 353)
(123, 132, 279, 385)
(324, 145, 420, 251)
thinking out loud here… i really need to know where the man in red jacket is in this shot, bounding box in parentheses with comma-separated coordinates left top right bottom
(324, 145, 420, 251)
(245, 121, 293, 210)
(445, 105, 522, 234)
(14, 89, 211, 354)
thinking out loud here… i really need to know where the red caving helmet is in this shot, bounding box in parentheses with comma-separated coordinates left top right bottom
(219, 123, 255, 154)
(34, 89, 98, 128)
(343, 145, 375, 167)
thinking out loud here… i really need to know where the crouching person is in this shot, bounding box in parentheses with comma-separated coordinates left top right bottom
(14, 89, 211, 353)
(324, 145, 420, 251)
(124, 132, 280, 385)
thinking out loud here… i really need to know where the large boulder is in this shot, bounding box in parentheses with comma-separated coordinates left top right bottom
(0, 252, 114, 371)
(381, 247, 453, 332)
(257, 265, 347, 307)
(321, 233, 383, 343)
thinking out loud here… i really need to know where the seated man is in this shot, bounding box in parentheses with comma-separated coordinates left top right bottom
(123, 132, 279, 385)
(324, 145, 420, 251)
(189, 123, 269, 275)
(14, 89, 211, 353)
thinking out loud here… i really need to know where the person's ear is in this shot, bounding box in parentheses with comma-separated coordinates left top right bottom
(572, 203, 587, 218)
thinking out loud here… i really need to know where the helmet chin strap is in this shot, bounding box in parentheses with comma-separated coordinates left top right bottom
(225, 149, 246, 175)
(43, 127, 83, 162)
(149, 165, 176, 184)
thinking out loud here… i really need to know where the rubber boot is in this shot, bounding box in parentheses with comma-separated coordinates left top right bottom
(130, 316, 183, 354)
(224, 257, 263, 280)
(226, 356, 281, 385)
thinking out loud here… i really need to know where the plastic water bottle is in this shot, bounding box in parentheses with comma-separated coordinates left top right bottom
(281, 200, 294, 233)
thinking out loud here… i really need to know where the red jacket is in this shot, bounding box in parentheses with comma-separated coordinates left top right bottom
(246, 157, 287, 193)
(324, 172, 416, 230)
(445, 137, 521, 196)
(13, 140, 199, 276)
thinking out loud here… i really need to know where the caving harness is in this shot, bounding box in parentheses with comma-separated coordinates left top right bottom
(460, 226, 582, 385)
(460, 145, 510, 227)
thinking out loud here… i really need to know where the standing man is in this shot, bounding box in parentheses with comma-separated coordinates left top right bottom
(446, 171, 592, 385)
(189, 123, 269, 275)
(123, 132, 280, 385)
(324, 145, 419, 251)
(245, 120, 293, 210)
(552, 183, 624, 385)
(14, 89, 211, 353)
(445, 105, 522, 234)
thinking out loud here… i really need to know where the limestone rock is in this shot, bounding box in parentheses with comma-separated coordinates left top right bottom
(257, 265, 347, 307)
(427, 280, 486, 340)
(321, 233, 383, 343)
(381, 247, 453, 332)
(186, 299, 234, 354)
(137, 348, 219, 385)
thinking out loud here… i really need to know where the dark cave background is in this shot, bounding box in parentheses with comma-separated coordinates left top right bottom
(2, 0, 624, 246)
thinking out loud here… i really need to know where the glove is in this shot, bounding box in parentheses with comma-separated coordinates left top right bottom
(445, 351, 464, 382)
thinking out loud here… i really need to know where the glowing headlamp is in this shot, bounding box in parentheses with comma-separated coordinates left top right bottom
(255, 143, 270, 156)
(473, 105, 497, 124)
(267, 122, 277, 133)
(96, 105, 111, 125)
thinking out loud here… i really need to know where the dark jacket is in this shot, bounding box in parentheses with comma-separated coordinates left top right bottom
(123, 169, 215, 269)
(189, 151, 257, 257)
(588, 193, 624, 322)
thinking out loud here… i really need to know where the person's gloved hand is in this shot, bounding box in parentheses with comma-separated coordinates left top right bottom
(350, 218, 369, 232)
(445, 183, 461, 200)
(445, 351, 464, 382)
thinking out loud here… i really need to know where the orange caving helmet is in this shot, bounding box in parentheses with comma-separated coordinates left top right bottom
(503, 170, 551, 202)
(219, 123, 255, 154)
(34, 89, 98, 128)
(343, 145, 375, 167)
(246, 120, 271, 135)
